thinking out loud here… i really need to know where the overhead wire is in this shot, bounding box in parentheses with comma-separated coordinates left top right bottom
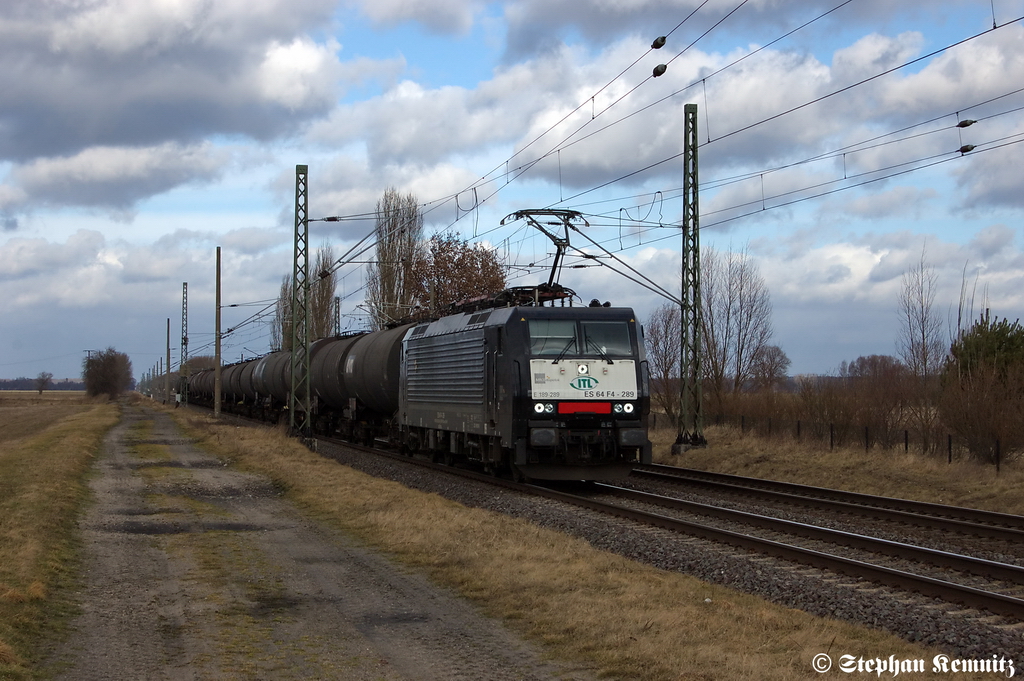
(207, 2, 1024, 352)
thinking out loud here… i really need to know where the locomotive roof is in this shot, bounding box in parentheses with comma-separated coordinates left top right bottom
(406, 304, 638, 340)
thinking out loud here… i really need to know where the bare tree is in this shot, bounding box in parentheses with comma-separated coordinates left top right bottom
(644, 302, 681, 426)
(701, 245, 774, 411)
(35, 371, 53, 394)
(840, 354, 909, 448)
(897, 246, 945, 377)
(366, 188, 423, 329)
(271, 275, 291, 351)
(310, 241, 338, 340)
(750, 345, 790, 392)
(407, 232, 507, 315)
(896, 246, 946, 452)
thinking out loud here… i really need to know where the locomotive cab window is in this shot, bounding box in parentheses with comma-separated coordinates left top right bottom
(581, 321, 632, 356)
(529, 319, 577, 356)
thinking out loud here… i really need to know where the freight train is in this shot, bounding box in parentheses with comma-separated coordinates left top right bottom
(188, 285, 652, 481)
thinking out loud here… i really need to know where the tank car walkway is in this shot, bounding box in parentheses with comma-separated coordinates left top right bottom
(46, 404, 591, 680)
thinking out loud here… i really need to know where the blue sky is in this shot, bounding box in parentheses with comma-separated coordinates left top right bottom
(0, 0, 1023, 381)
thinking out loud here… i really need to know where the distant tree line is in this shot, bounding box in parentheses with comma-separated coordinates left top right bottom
(0, 377, 85, 391)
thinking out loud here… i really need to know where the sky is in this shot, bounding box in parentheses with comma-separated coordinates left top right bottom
(1, 0, 1023, 381)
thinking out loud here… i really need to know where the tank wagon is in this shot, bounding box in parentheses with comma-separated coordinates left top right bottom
(189, 291, 652, 481)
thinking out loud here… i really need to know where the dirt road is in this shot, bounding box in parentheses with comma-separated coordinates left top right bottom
(47, 404, 591, 680)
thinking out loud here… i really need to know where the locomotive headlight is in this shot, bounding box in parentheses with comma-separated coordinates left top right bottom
(534, 402, 546, 414)
(544, 403, 555, 414)
(623, 403, 635, 414)
(534, 402, 556, 414)
(613, 403, 624, 414)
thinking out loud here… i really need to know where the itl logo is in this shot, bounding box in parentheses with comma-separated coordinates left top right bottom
(569, 376, 599, 390)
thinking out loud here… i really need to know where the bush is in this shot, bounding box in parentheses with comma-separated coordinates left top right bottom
(939, 312, 1024, 463)
(82, 348, 133, 399)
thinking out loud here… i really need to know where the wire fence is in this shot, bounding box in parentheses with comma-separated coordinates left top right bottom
(650, 411, 1012, 472)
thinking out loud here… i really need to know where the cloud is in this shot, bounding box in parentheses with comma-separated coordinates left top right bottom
(354, 0, 483, 34)
(841, 186, 938, 219)
(830, 32, 924, 84)
(968, 224, 1015, 260)
(0, 230, 105, 281)
(0, 0, 344, 163)
(7, 143, 229, 215)
(256, 37, 345, 110)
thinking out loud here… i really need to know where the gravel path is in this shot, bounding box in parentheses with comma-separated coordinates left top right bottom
(46, 405, 594, 680)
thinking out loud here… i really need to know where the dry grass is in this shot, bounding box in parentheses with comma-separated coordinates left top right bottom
(654, 424, 1024, 515)
(170, 407, 997, 680)
(0, 393, 119, 680)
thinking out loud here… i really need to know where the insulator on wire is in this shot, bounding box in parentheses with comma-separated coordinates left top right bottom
(653, 64, 667, 78)
(957, 119, 977, 128)
(958, 144, 976, 154)
(651, 36, 666, 49)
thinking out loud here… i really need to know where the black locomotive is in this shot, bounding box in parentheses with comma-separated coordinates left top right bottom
(189, 286, 652, 481)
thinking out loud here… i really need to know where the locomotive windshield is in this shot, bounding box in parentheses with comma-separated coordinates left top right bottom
(529, 319, 632, 357)
(581, 321, 632, 356)
(529, 319, 577, 356)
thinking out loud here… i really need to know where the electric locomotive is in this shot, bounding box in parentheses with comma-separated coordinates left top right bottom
(400, 298, 651, 480)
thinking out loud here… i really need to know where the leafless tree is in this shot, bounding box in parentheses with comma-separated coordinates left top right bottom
(750, 345, 790, 392)
(310, 241, 338, 340)
(701, 245, 774, 411)
(271, 275, 291, 351)
(840, 354, 909, 448)
(407, 232, 507, 315)
(366, 188, 423, 329)
(896, 246, 946, 452)
(644, 302, 681, 426)
(35, 371, 53, 394)
(897, 247, 945, 378)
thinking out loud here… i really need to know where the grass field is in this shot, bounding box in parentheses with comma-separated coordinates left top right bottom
(0, 392, 119, 680)
(1, 392, 1011, 680)
(652, 423, 1024, 516)
(169, 406, 1006, 680)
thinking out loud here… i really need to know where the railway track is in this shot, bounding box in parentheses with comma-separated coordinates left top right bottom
(315, 436, 1024, 621)
(582, 482, 1024, 620)
(632, 464, 1024, 540)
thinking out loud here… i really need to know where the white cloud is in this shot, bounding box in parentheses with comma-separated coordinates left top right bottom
(256, 37, 344, 110)
(830, 32, 924, 84)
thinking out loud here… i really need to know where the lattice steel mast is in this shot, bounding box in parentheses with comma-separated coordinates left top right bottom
(675, 103, 706, 449)
(181, 281, 189, 406)
(289, 165, 311, 435)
